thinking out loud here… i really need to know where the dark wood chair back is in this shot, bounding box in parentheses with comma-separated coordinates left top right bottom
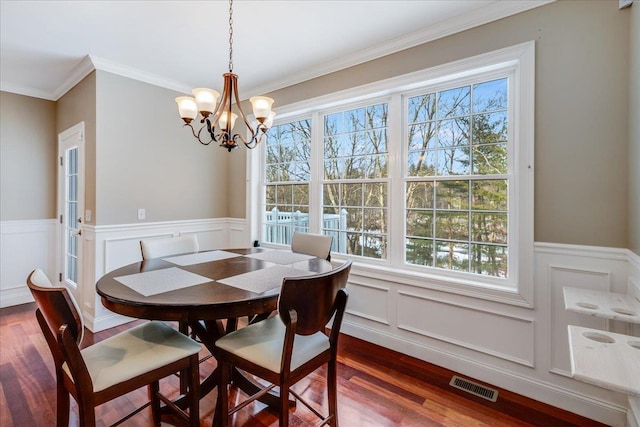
(278, 259, 351, 336)
(27, 270, 83, 348)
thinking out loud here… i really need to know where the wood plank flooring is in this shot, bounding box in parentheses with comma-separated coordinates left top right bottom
(0, 302, 607, 426)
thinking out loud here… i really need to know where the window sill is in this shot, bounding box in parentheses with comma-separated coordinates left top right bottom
(331, 254, 533, 308)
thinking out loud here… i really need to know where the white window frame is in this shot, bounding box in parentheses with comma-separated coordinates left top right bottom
(320, 98, 392, 257)
(400, 73, 513, 280)
(248, 41, 534, 307)
(262, 116, 314, 245)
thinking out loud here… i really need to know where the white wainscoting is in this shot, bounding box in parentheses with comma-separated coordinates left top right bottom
(340, 242, 634, 426)
(0, 217, 249, 326)
(82, 218, 250, 332)
(396, 290, 535, 367)
(2, 217, 638, 425)
(629, 251, 640, 337)
(0, 219, 57, 308)
(627, 252, 640, 427)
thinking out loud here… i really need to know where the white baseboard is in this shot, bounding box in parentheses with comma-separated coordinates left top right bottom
(89, 310, 137, 332)
(0, 286, 34, 308)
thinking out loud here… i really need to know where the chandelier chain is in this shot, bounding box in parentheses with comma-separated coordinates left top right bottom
(228, 0, 233, 72)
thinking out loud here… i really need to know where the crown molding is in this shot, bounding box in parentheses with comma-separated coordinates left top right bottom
(0, 82, 57, 101)
(0, 56, 95, 101)
(2, 54, 194, 101)
(51, 56, 96, 100)
(88, 56, 193, 95)
(248, 0, 554, 96)
(1, 1, 553, 101)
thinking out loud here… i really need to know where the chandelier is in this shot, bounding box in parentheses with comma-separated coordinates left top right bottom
(175, 0, 275, 151)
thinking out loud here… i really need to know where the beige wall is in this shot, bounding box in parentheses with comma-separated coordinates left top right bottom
(2, 1, 635, 249)
(630, 3, 640, 256)
(94, 71, 228, 225)
(233, 0, 631, 248)
(3, 69, 230, 227)
(530, 0, 628, 248)
(227, 128, 249, 218)
(0, 91, 56, 220)
(57, 71, 97, 223)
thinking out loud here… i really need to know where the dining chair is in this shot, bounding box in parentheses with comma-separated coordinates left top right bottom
(291, 231, 333, 261)
(140, 234, 199, 260)
(140, 234, 201, 356)
(27, 268, 201, 427)
(214, 260, 352, 427)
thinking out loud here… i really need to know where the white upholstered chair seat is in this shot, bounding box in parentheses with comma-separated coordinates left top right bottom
(215, 316, 330, 373)
(62, 321, 201, 393)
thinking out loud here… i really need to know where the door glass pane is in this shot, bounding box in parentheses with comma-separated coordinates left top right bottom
(65, 147, 79, 286)
(69, 147, 78, 174)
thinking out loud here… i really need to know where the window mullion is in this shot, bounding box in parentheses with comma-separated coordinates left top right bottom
(387, 93, 404, 268)
(309, 111, 323, 233)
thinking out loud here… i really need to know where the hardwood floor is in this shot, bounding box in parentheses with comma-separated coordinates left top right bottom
(1, 302, 606, 427)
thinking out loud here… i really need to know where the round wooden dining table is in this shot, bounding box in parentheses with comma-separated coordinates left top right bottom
(96, 247, 333, 423)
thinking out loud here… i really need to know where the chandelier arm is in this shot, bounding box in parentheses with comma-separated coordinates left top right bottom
(184, 123, 214, 145)
(240, 126, 269, 149)
(229, 74, 260, 148)
(208, 77, 232, 132)
(246, 132, 268, 149)
(217, 73, 237, 151)
(203, 118, 221, 144)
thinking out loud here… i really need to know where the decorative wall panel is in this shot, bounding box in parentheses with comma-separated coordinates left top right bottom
(0, 220, 56, 307)
(397, 291, 535, 366)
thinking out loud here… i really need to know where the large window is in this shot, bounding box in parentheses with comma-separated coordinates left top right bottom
(405, 78, 509, 277)
(256, 42, 534, 297)
(263, 119, 311, 245)
(323, 103, 389, 258)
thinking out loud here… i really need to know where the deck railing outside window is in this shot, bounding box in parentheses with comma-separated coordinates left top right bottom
(264, 207, 347, 252)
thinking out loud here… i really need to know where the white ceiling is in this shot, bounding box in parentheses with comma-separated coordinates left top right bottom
(0, 1, 547, 101)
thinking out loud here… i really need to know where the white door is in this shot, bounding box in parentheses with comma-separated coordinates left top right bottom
(58, 122, 85, 304)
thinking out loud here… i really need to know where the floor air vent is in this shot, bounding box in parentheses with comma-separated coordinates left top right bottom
(449, 375, 498, 402)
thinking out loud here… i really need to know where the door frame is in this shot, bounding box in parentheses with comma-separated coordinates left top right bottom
(57, 122, 85, 306)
